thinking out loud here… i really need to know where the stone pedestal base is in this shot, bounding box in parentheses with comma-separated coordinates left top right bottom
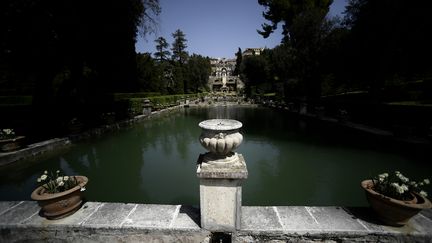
(197, 153, 248, 232)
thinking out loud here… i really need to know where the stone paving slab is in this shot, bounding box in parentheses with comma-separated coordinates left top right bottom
(172, 205, 201, 229)
(276, 206, 320, 231)
(26, 201, 103, 226)
(345, 206, 432, 235)
(420, 208, 432, 220)
(241, 206, 282, 231)
(123, 204, 178, 228)
(306, 206, 367, 232)
(409, 213, 432, 235)
(0, 201, 431, 242)
(83, 202, 135, 227)
(0, 201, 40, 225)
(0, 201, 21, 216)
(343, 207, 388, 232)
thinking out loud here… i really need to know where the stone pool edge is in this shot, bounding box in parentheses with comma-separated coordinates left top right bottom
(1, 201, 431, 242)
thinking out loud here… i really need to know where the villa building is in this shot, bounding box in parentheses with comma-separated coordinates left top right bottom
(208, 58, 243, 92)
(207, 47, 264, 92)
(242, 47, 264, 57)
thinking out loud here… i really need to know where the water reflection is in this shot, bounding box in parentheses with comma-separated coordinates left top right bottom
(0, 107, 430, 206)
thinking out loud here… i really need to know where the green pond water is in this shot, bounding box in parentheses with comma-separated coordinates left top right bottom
(1, 106, 431, 206)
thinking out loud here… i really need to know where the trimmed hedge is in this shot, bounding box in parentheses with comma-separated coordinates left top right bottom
(148, 94, 204, 108)
(112, 92, 161, 100)
(117, 93, 207, 116)
(0, 96, 33, 105)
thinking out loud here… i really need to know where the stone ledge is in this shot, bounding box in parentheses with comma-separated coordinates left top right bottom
(1, 201, 431, 242)
(197, 154, 248, 179)
(0, 201, 209, 242)
(239, 206, 432, 242)
(0, 138, 71, 168)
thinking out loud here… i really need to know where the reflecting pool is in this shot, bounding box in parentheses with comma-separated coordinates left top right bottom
(1, 106, 430, 206)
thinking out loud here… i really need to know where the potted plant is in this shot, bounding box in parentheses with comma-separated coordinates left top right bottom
(0, 128, 25, 152)
(31, 170, 88, 220)
(361, 171, 431, 226)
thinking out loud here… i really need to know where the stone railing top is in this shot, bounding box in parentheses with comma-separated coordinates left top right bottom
(1, 201, 431, 242)
(199, 119, 242, 131)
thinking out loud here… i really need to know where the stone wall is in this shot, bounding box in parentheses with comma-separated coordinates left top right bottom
(1, 201, 431, 242)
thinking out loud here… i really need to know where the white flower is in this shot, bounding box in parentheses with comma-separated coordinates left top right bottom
(63, 176, 69, 181)
(396, 172, 409, 183)
(37, 178, 41, 183)
(44, 170, 48, 174)
(80, 187, 86, 192)
(424, 179, 430, 185)
(58, 181, 64, 187)
(56, 170, 60, 174)
(419, 191, 428, 197)
(3, 129, 14, 135)
(378, 173, 389, 182)
(56, 177, 63, 183)
(400, 184, 409, 192)
(391, 183, 405, 194)
(40, 175, 47, 180)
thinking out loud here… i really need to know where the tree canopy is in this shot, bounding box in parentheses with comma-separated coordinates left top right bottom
(171, 29, 188, 65)
(258, 0, 333, 44)
(343, 0, 432, 91)
(0, 0, 160, 138)
(154, 37, 171, 62)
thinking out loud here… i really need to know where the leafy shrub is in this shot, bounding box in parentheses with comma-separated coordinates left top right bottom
(0, 96, 33, 105)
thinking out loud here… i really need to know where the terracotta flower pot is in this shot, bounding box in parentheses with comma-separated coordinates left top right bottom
(361, 180, 432, 226)
(0, 136, 25, 152)
(31, 176, 88, 220)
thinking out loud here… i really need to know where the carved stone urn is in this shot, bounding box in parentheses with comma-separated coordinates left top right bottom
(198, 119, 243, 164)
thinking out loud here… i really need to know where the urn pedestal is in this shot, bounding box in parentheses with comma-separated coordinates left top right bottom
(196, 119, 248, 232)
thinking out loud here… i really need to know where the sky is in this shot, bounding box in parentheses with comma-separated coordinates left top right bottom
(135, 0, 348, 58)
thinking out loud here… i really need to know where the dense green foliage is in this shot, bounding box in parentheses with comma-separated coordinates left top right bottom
(112, 92, 161, 100)
(0, 0, 161, 139)
(343, 0, 432, 94)
(241, 0, 432, 103)
(154, 37, 171, 62)
(136, 29, 211, 95)
(122, 93, 206, 115)
(0, 96, 33, 106)
(233, 48, 243, 76)
(171, 29, 189, 65)
(186, 54, 212, 93)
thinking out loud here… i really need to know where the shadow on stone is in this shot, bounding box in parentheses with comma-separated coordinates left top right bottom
(180, 205, 201, 227)
(210, 232, 232, 243)
(344, 207, 383, 225)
